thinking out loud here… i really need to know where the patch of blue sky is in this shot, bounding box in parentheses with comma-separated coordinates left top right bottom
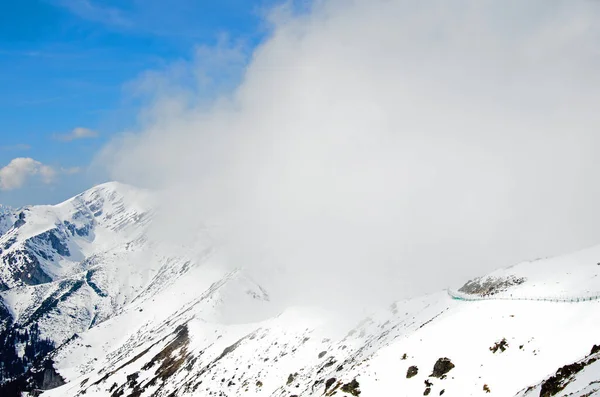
(0, 0, 290, 205)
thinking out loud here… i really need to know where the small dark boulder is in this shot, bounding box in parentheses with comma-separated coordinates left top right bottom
(341, 379, 361, 396)
(325, 378, 336, 391)
(490, 338, 509, 353)
(431, 358, 455, 378)
(287, 373, 296, 385)
(318, 351, 327, 359)
(424, 387, 431, 395)
(407, 366, 418, 378)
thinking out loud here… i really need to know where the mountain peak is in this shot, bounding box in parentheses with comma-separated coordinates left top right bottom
(86, 180, 130, 192)
(58, 181, 154, 221)
(72, 181, 142, 202)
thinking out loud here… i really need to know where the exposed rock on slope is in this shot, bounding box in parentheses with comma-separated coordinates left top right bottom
(459, 275, 525, 297)
(517, 345, 600, 397)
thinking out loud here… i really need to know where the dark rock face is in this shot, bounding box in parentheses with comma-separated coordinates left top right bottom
(431, 358, 455, 378)
(407, 365, 419, 378)
(86, 269, 108, 297)
(508, 346, 600, 396)
(1, 250, 52, 288)
(535, 344, 600, 397)
(13, 212, 26, 229)
(539, 360, 590, 397)
(38, 360, 66, 390)
(0, 360, 65, 397)
(0, 324, 58, 397)
(31, 229, 70, 257)
(63, 220, 92, 237)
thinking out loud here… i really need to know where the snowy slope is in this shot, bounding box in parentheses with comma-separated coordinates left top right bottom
(2, 182, 600, 397)
(0, 182, 186, 392)
(41, 284, 600, 397)
(42, 242, 600, 396)
(454, 245, 600, 301)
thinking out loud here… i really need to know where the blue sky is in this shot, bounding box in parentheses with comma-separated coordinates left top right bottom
(0, 0, 281, 207)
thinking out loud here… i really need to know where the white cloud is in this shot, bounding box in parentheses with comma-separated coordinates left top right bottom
(55, 127, 99, 142)
(100, 0, 600, 311)
(0, 158, 56, 191)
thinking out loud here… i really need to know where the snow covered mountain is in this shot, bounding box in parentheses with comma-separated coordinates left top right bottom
(0, 182, 163, 392)
(1, 183, 600, 397)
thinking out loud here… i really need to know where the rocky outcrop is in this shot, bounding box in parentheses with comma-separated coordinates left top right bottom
(1, 249, 52, 288)
(539, 357, 596, 397)
(459, 275, 525, 297)
(431, 358, 455, 378)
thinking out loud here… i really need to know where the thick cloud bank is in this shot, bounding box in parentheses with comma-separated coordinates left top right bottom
(99, 0, 600, 308)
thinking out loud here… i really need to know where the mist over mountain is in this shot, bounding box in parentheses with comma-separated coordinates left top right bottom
(0, 183, 599, 396)
(2, 1, 600, 396)
(98, 0, 600, 309)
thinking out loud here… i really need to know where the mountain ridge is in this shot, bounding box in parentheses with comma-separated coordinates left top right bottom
(0, 183, 599, 396)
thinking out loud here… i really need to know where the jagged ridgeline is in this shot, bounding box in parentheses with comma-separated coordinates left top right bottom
(0, 183, 155, 395)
